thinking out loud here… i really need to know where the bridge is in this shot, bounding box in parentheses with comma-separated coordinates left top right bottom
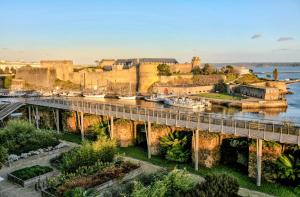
(4, 97, 300, 186)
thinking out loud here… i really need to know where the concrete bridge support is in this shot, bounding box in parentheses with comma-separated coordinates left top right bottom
(194, 130, 199, 171)
(110, 116, 114, 139)
(256, 138, 263, 186)
(55, 109, 60, 133)
(145, 121, 152, 159)
(35, 107, 39, 129)
(28, 106, 31, 124)
(80, 112, 84, 141)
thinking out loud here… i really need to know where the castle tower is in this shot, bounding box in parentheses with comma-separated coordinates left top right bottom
(191, 56, 201, 69)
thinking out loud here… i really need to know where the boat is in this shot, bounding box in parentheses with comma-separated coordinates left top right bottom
(144, 94, 170, 102)
(163, 97, 207, 109)
(118, 95, 136, 100)
(118, 82, 136, 100)
(84, 93, 105, 98)
(67, 91, 82, 97)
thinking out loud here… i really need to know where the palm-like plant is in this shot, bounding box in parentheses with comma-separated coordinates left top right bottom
(160, 132, 191, 162)
(276, 154, 300, 182)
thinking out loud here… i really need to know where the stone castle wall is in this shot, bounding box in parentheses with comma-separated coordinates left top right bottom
(170, 63, 192, 73)
(73, 67, 138, 90)
(139, 63, 160, 93)
(153, 85, 214, 95)
(16, 66, 56, 88)
(41, 60, 74, 81)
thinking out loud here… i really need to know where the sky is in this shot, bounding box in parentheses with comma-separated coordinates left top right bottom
(0, 0, 300, 64)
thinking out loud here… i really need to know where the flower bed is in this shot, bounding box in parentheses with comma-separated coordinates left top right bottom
(7, 142, 68, 165)
(8, 165, 54, 187)
(46, 161, 139, 196)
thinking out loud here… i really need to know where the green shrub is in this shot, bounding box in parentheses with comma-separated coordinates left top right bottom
(131, 169, 197, 197)
(0, 146, 8, 169)
(11, 165, 53, 180)
(0, 120, 60, 155)
(197, 174, 239, 197)
(160, 131, 191, 162)
(61, 139, 116, 173)
(276, 154, 300, 186)
(64, 187, 97, 197)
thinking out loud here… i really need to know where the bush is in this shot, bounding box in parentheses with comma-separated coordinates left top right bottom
(160, 131, 191, 162)
(0, 120, 60, 155)
(61, 138, 116, 173)
(0, 146, 8, 169)
(131, 169, 197, 197)
(11, 165, 53, 180)
(197, 174, 239, 197)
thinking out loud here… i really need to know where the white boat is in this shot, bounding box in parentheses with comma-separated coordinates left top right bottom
(164, 97, 206, 109)
(144, 94, 170, 102)
(67, 91, 82, 97)
(84, 94, 105, 98)
(118, 82, 136, 100)
(118, 95, 136, 100)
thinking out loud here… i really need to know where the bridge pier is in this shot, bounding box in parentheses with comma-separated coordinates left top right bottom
(110, 116, 114, 139)
(194, 130, 199, 171)
(256, 138, 263, 186)
(55, 109, 60, 133)
(28, 106, 31, 124)
(145, 121, 152, 159)
(35, 107, 39, 129)
(80, 112, 84, 141)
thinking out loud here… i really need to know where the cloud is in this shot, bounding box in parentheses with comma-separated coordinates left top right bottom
(277, 37, 294, 42)
(251, 34, 262, 39)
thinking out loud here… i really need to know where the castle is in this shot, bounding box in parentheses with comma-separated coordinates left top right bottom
(15, 57, 202, 93)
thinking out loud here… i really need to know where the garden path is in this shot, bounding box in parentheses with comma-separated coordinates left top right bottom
(0, 141, 77, 197)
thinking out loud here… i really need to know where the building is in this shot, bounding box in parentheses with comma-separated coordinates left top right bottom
(0, 60, 40, 70)
(238, 85, 280, 100)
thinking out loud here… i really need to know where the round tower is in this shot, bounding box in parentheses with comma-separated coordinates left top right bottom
(191, 56, 201, 69)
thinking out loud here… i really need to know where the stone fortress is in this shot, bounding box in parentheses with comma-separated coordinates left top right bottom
(15, 57, 203, 94)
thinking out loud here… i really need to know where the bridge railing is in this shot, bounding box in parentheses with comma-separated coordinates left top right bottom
(27, 97, 300, 138)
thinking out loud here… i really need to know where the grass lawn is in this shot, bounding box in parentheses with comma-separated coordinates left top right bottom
(60, 132, 82, 144)
(118, 146, 297, 197)
(198, 93, 243, 100)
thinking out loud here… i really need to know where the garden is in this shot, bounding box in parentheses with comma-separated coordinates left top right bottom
(8, 165, 54, 187)
(0, 120, 60, 168)
(118, 130, 300, 197)
(44, 136, 140, 196)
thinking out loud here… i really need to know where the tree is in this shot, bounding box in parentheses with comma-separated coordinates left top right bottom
(4, 67, 10, 74)
(157, 64, 171, 76)
(192, 66, 202, 75)
(202, 64, 216, 75)
(0, 68, 4, 74)
(273, 68, 279, 81)
(10, 67, 16, 74)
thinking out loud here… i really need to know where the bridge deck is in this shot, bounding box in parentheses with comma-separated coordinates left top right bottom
(27, 98, 300, 145)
